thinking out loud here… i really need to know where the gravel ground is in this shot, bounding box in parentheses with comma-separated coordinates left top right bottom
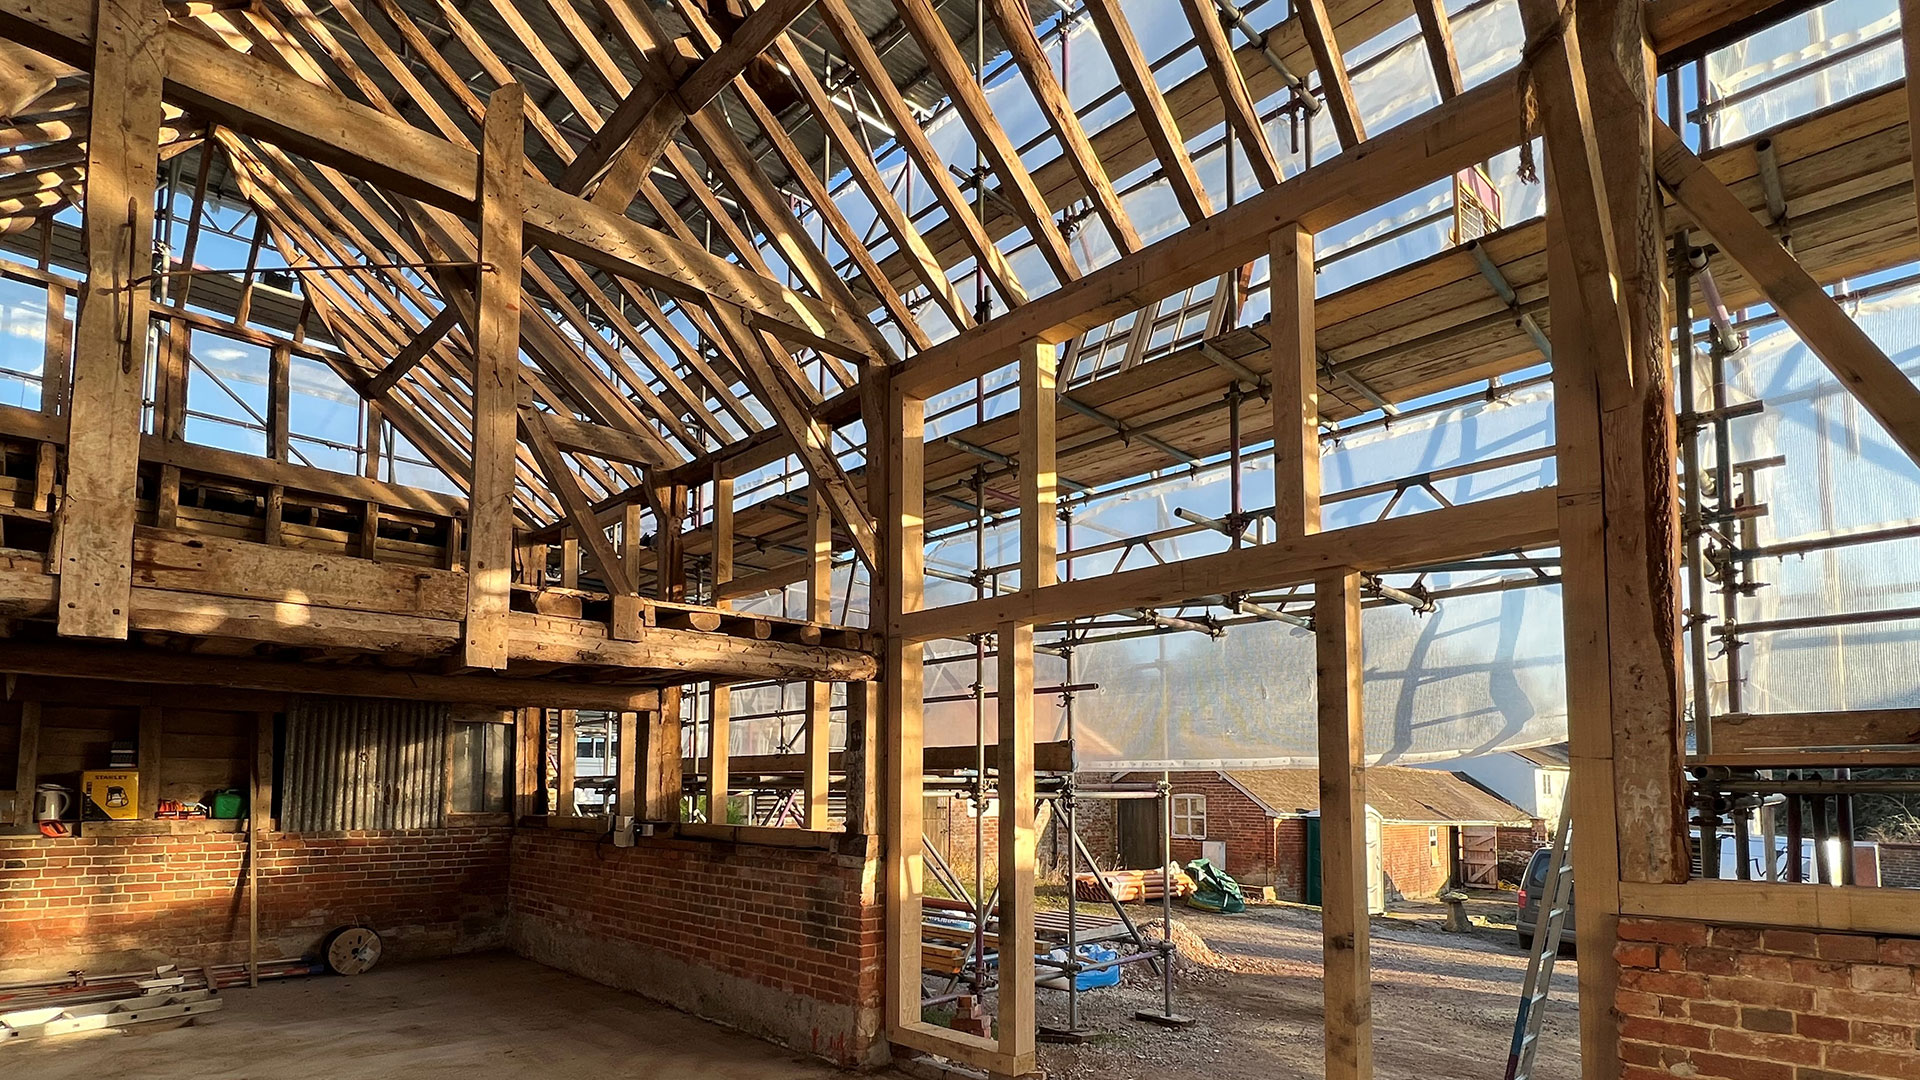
(1020, 893, 1582, 1080)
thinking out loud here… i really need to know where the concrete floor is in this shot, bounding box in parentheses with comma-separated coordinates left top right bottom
(15, 953, 882, 1079)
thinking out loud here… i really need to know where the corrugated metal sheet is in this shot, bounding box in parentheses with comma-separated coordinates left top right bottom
(283, 697, 451, 831)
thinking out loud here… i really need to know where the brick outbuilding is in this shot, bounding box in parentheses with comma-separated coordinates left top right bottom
(1112, 767, 1530, 902)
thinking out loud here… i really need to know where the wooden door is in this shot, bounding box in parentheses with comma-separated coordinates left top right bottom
(1460, 825, 1500, 887)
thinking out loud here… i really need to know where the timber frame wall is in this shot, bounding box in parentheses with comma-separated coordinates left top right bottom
(2, 0, 1920, 1077)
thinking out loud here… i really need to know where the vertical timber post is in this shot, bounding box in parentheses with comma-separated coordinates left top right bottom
(707, 463, 734, 823)
(805, 487, 833, 830)
(1317, 569, 1370, 1080)
(58, 0, 166, 639)
(1271, 222, 1321, 537)
(883, 378, 926, 1038)
(463, 84, 525, 670)
(1523, 1, 1688, 1077)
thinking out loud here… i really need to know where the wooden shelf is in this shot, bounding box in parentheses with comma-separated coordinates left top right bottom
(81, 818, 247, 836)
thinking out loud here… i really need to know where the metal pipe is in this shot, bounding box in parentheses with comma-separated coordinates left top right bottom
(1208, 0, 1313, 102)
(1675, 230, 1715, 755)
(1702, 778, 1920, 795)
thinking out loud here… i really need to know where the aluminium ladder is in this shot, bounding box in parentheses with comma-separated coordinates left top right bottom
(1504, 787, 1574, 1080)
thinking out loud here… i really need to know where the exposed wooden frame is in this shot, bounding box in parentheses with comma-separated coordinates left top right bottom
(1618, 879, 1920, 935)
(463, 84, 523, 670)
(57, 0, 166, 640)
(803, 487, 831, 830)
(815, 0, 1027, 307)
(1271, 223, 1320, 537)
(896, 0, 1080, 285)
(985, 0, 1141, 252)
(521, 408, 638, 601)
(1654, 120, 1920, 467)
(1082, 0, 1214, 224)
(1297, 0, 1367, 147)
(1411, 0, 1464, 100)
(706, 298, 878, 567)
(565, 0, 816, 205)
(1316, 569, 1370, 1080)
(366, 304, 460, 398)
(898, 486, 1555, 642)
(1179, 0, 1284, 188)
(893, 73, 1522, 397)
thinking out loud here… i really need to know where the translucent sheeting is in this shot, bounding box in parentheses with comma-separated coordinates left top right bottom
(1706, 0, 1901, 142)
(1710, 281, 1920, 714)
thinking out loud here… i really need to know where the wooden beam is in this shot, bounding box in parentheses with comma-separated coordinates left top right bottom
(803, 488, 831, 830)
(529, 407, 666, 469)
(137, 704, 161, 819)
(365, 304, 459, 398)
(266, 343, 290, 462)
(14, 700, 38, 820)
(1411, 0, 1464, 100)
(1082, 0, 1213, 224)
(641, 700, 679, 821)
(617, 708, 638, 817)
(815, 0, 1026, 306)
(711, 463, 733, 607)
(892, 72, 1523, 397)
(1713, 709, 1920, 753)
(1527, 2, 1673, 1075)
(520, 410, 637, 598)
(900, 487, 1556, 642)
(1906, 0, 1920, 227)
(1316, 569, 1370, 1080)
(706, 299, 877, 567)
(1179, 0, 1284, 188)
(882, 383, 926, 1036)
(1654, 120, 1920, 466)
(1297, 0, 1366, 147)
(463, 84, 523, 670)
(0, 639, 664, 709)
(1619, 879, 1920, 936)
(896, 0, 1079, 284)
(705, 682, 730, 821)
(555, 707, 577, 816)
(995, 621, 1037, 1075)
(57, 0, 166, 640)
(572, 0, 815, 203)
(1272, 223, 1320, 538)
(0, 40, 60, 119)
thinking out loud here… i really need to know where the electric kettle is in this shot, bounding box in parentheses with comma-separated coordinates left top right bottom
(33, 784, 72, 823)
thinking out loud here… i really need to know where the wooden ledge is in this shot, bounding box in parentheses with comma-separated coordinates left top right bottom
(1618, 879, 1920, 935)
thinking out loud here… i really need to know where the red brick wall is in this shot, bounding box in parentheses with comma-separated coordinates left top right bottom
(1878, 842, 1920, 888)
(508, 828, 884, 1067)
(0, 827, 510, 977)
(1274, 817, 1309, 900)
(1381, 822, 1451, 899)
(1498, 823, 1547, 884)
(1116, 772, 1278, 884)
(1617, 916, 1920, 1080)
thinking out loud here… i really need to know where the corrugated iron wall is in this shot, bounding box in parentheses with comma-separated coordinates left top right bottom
(283, 697, 450, 831)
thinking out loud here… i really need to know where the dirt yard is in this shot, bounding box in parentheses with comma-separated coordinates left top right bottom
(1027, 893, 1581, 1080)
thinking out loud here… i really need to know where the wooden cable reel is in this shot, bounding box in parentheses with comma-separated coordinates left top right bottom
(322, 926, 383, 976)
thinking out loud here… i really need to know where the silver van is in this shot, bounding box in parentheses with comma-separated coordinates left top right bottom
(1514, 847, 1573, 952)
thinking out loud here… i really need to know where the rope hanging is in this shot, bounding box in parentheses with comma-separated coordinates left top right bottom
(1514, 0, 1574, 184)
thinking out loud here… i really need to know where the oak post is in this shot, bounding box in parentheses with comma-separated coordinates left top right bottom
(462, 83, 525, 670)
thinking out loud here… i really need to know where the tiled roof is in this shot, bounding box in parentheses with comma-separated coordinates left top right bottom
(1218, 766, 1530, 825)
